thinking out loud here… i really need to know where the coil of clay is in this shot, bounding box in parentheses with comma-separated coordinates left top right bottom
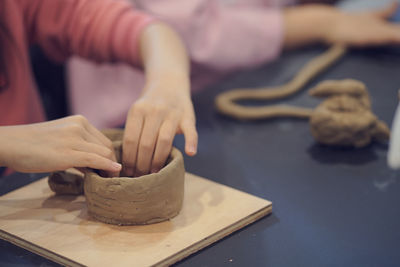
(214, 45, 390, 147)
(84, 142, 185, 225)
(215, 45, 347, 120)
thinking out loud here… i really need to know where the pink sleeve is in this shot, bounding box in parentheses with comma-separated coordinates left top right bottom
(136, 0, 284, 71)
(21, 0, 155, 66)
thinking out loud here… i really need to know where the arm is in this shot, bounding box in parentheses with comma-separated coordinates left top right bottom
(283, 3, 400, 49)
(22, 0, 153, 65)
(135, 0, 286, 71)
(298, 0, 339, 4)
(21, 0, 196, 175)
(122, 23, 197, 176)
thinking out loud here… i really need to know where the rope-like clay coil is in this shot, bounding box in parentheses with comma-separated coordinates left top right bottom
(214, 45, 390, 147)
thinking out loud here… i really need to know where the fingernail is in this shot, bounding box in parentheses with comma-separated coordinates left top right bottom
(188, 145, 197, 155)
(112, 162, 122, 170)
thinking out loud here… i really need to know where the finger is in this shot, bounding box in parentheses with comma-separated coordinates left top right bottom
(82, 122, 116, 161)
(72, 151, 122, 172)
(79, 143, 120, 177)
(75, 167, 88, 174)
(69, 115, 112, 148)
(77, 131, 119, 176)
(73, 142, 116, 161)
(85, 123, 114, 148)
(151, 118, 179, 173)
(180, 117, 198, 156)
(123, 109, 144, 176)
(366, 2, 398, 19)
(135, 114, 164, 176)
(72, 142, 120, 177)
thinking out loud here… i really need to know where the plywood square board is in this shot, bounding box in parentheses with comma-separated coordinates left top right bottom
(0, 173, 272, 266)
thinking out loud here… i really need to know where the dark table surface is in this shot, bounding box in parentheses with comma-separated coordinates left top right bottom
(1, 45, 400, 267)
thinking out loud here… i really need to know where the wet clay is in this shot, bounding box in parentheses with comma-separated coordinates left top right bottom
(85, 142, 185, 225)
(48, 129, 185, 225)
(215, 45, 389, 147)
(308, 80, 389, 147)
(48, 168, 84, 195)
(215, 45, 347, 119)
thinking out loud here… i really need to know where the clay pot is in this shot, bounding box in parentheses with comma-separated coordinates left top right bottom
(84, 143, 185, 225)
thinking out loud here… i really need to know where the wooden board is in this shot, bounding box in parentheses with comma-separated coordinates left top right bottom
(0, 173, 272, 267)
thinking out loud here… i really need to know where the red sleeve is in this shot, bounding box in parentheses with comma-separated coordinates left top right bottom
(21, 0, 155, 66)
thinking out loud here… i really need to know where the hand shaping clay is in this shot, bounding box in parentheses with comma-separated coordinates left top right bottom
(48, 129, 127, 194)
(214, 45, 390, 147)
(48, 129, 186, 225)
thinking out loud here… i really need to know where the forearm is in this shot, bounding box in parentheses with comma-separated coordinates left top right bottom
(298, 0, 339, 4)
(138, 23, 190, 96)
(283, 4, 338, 49)
(0, 126, 13, 168)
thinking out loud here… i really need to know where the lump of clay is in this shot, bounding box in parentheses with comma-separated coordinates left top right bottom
(309, 79, 390, 147)
(84, 141, 185, 225)
(48, 168, 84, 195)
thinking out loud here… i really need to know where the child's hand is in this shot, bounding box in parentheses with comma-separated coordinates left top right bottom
(324, 3, 400, 47)
(121, 23, 197, 177)
(284, 2, 400, 49)
(122, 78, 197, 177)
(0, 115, 121, 175)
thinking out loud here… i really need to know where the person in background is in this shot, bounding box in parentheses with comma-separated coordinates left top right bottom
(68, 0, 400, 130)
(0, 0, 197, 177)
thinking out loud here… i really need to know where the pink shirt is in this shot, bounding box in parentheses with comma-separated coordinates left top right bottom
(69, 0, 295, 129)
(0, 0, 154, 127)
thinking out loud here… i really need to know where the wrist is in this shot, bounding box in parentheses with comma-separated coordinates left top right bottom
(283, 5, 339, 48)
(143, 71, 191, 97)
(146, 69, 189, 84)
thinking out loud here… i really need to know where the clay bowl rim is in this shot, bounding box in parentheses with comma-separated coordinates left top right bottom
(85, 146, 183, 181)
